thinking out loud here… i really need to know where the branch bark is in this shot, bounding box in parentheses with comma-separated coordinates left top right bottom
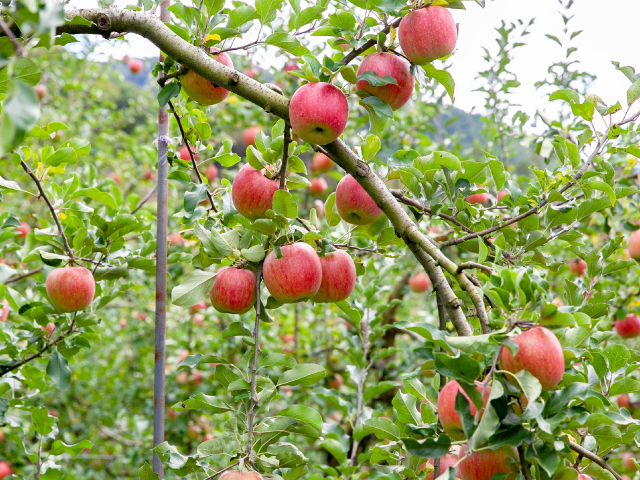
(569, 441, 623, 480)
(5, 267, 43, 284)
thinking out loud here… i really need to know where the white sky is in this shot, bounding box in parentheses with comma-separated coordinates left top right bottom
(68, 0, 640, 120)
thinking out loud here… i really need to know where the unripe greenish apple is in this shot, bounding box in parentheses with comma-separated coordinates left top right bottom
(356, 52, 415, 111)
(437, 380, 491, 440)
(398, 6, 457, 65)
(181, 50, 234, 105)
(289, 82, 349, 145)
(263, 242, 322, 303)
(231, 164, 281, 220)
(499, 326, 565, 390)
(46, 266, 96, 313)
(335, 174, 383, 225)
(312, 249, 356, 303)
(458, 444, 516, 480)
(209, 267, 257, 314)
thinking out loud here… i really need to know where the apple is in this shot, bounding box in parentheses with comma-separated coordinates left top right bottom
(569, 258, 587, 276)
(170, 233, 185, 246)
(242, 126, 262, 147)
(0, 461, 12, 479)
(178, 349, 190, 363)
(282, 333, 295, 344)
(465, 192, 488, 205)
(423, 454, 460, 480)
(128, 59, 143, 73)
(458, 444, 516, 480)
(190, 372, 203, 385)
(289, 82, 349, 145)
(263, 242, 322, 303)
(336, 174, 383, 225)
(398, 6, 457, 65)
(578, 476, 592, 480)
(285, 62, 299, 72)
(179, 145, 198, 161)
(356, 52, 415, 111)
(231, 164, 281, 220)
(143, 169, 156, 181)
(0, 300, 8, 322)
(314, 199, 325, 218)
(209, 267, 257, 314)
(312, 152, 333, 173)
(176, 372, 189, 384)
(194, 313, 205, 325)
(220, 471, 262, 480)
(312, 249, 357, 303)
(109, 172, 122, 184)
(119, 318, 127, 329)
(46, 266, 96, 313)
(190, 302, 207, 313)
(34, 83, 48, 100)
(437, 380, 490, 440)
(309, 177, 328, 195)
(328, 373, 343, 389)
(16, 221, 30, 238)
(409, 273, 431, 292)
(499, 326, 565, 390)
(41, 322, 55, 335)
(628, 230, 640, 259)
(497, 190, 509, 201)
(618, 394, 631, 409)
(0, 429, 4, 442)
(206, 164, 218, 182)
(615, 314, 640, 339)
(181, 50, 234, 105)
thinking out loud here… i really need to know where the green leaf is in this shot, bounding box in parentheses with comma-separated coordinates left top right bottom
(549, 88, 579, 104)
(261, 353, 296, 369)
(277, 364, 326, 386)
(360, 96, 393, 134)
(627, 78, 640, 107)
(50, 439, 93, 457)
(227, 3, 257, 29)
(265, 33, 310, 56)
(46, 349, 72, 391)
(403, 436, 452, 458)
(324, 192, 341, 227)
(32, 406, 55, 435)
(255, 0, 285, 24)
(171, 270, 217, 307)
(362, 417, 400, 440)
(319, 438, 347, 464)
(295, 5, 324, 30)
(197, 438, 225, 456)
(222, 321, 252, 338)
(392, 391, 421, 424)
(139, 462, 161, 480)
(335, 300, 361, 323)
(361, 135, 380, 162)
(415, 151, 462, 172)
(158, 82, 181, 107)
(241, 245, 265, 262)
(356, 71, 398, 87)
(422, 63, 455, 102)
(278, 405, 323, 430)
(0, 58, 42, 94)
(583, 180, 616, 206)
(71, 188, 118, 209)
(329, 10, 356, 30)
(434, 352, 480, 383)
(272, 190, 297, 219)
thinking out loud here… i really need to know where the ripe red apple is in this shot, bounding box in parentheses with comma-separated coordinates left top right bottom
(423, 454, 460, 480)
(409, 273, 431, 292)
(618, 394, 631, 409)
(285, 62, 299, 72)
(499, 326, 565, 390)
(398, 6, 457, 65)
(356, 52, 415, 111)
(465, 192, 488, 205)
(119, 318, 127, 329)
(437, 380, 490, 440)
(187, 424, 201, 441)
(263, 242, 322, 303)
(190, 301, 207, 313)
(309, 177, 328, 195)
(41, 322, 55, 335)
(578, 475, 592, 480)
(312, 249, 356, 303)
(181, 50, 234, 105)
(170, 233, 185, 246)
(312, 152, 333, 173)
(497, 190, 509, 201)
(0, 300, 8, 322)
(569, 258, 587, 276)
(281, 333, 295, 344)
(34, 84, 48, 100)
(628, 230, 640, 260)
(108, 172, 122, 184)
(242, 126, 262, 147)
(179, 145, 198, 161)
(615, 314, 640, 339)
(128, 59, 143, 73)
(46, 266, 96, 313)
(206, 164, 218, 182)
(178, 349, 190, 363)
(16, 221, 30, 238)
(458, 444, 515, 480)
(220, 471, 262, 480)
(314, 199, 325, 217)
(0, 461, 12, 479)
(176, 372, 189, 384)
(231, 164, 280, 220)
(336, 174, 383, 225)
(209, 267, 257, 314)
(289, 82, 349, 145)
(328, 373, 343, 389)
(622, 453, 636, 470)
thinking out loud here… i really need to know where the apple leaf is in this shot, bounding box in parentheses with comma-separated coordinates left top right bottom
(422, 63, 455, 102)
(277, 363, 326, 386)
(360, 96, 393, 135)
(171, 270, 218, 307)
(265, 33, 310, 57)
(356, 71, 398, 87)
(272, 190, 297, 219)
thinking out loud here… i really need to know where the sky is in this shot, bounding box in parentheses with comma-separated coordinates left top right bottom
(67, 0, 640, 121)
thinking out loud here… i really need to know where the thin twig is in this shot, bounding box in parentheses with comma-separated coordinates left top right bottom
(456, 262, 494, 275)
(5, 267, 43, 284)
(334, 244, 378, 254)
(131, 185, 158, 214)
(203, 461, 240, 480)
(568, 442, 623, 480)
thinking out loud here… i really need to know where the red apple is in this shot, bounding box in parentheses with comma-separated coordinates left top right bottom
(622, 453, 636, 470)
(41, 322, 55, 335)
(282, 333, 295, 344)
(289, 82, 349, 145)
(328, 373, 343, 389)
(220, 471, 262, 480)
(187, 424, 201, 441)
(231, 164, 280, 220)
(34, 84, 48, 100)
(314, 199, 325, 218)
(178, 349, 190, 363)
(398, 6, 457, 65)
(424, 454, 460, 480)
(312, 249, 356, 303)
(497, 190, 509, 201)
(190, 302, 207, 313)
(209, 267, 257, 314)
(618, 394, 631, 409)
(143, 169, 156, 181)
(458, 444, 515, 480)
(499, 326, 565, 390)
(0, 300, 8, 322)
(312, 152, 333, 173)
(176, 372, 189, 384)
(119, 318, 127, 329)
(181, 50, 234, 105)
(465, 192, 488, 205)
(615, 314, 640, 339)
(128, 59, 143, 73)
(409, 273, 431, 292)
(179, 145, 198, 161)
(569, 258, 587, 276)
(0, 461, 12, 479)
(206, 164, 218, 182)
(170, 233, 185, 246)
(285, 62, 299, 72)
(309, 177, 328, 195)
(356, 52, 415, 111)
(263, 242, 322, 303)
(437, 380, 490, 440)
(242, 126, 262, 147)
(628, 230, 640, 260)
(336, 174, 383, 225)
(578, 476, 592, 480)
(108, 172, 122, 184)
(46, 266, 96, 313)
(16, 221, 30, 238)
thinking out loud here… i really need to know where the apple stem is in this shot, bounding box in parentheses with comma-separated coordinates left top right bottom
(244, 262, 263, 459)
(279, 122, 292, 190)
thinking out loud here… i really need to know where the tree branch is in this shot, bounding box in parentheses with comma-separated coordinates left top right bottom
(569, 441, 623, 480)
(5, 267, 43, 284)
(131, 185, 157, 214)
(244, 262, 263, 458)
(279, 122, 291, 190)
